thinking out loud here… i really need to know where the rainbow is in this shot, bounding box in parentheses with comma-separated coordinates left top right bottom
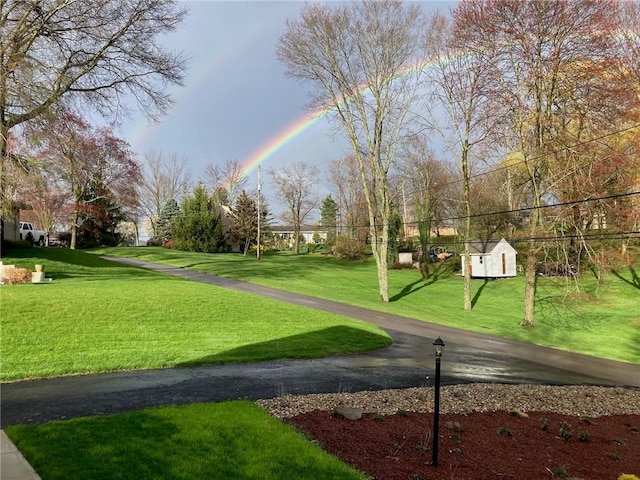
(237, 55, 439, 179)
(239, 107, 328, 178)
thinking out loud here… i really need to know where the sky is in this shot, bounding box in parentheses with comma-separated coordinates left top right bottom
(117, 1, 456, 222)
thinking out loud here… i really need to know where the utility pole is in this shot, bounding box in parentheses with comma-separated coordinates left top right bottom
(256, 166, 261, 260)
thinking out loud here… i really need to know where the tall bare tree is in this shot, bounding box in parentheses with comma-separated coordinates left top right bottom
(269, 161, 319, 255)
(425, 11, 496, 310)
(204, 158, 248, 206)
(139, 151, 191, 238)
(278, 0, 429, 301)
(0, 0, 187, 217)
(452, 0, 619, 326)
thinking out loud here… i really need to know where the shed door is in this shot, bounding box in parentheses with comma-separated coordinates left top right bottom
(502, 253, 506, 275)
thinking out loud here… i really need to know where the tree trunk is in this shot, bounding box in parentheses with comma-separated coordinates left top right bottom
(521, 189, 542, 327)
(0, 128, 6, 245)
(70, 205, 79, 250)
(371, 230, 390, 302)
(462, 145, 472, 311)
(521, 240, 537, 327)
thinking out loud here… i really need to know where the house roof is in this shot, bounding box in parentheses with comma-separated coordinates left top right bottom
(466, 238, 514, 255)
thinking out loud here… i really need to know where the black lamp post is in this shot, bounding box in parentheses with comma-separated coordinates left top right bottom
(432, 337, 445, 467)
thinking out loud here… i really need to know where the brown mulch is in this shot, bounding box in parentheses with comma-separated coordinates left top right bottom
(286, 410, 640, 480)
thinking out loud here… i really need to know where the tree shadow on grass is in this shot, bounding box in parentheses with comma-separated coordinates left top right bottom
(4, 248, 159, 280)
(611, 267, 640, 290)
(471, 279, 489, 308)
(389, 260, 455, 302)
(177, 326, 392, 367)
(389, 278, 427, 302)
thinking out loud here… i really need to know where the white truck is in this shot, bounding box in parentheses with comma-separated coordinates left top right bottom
(19, 222, 47, 246)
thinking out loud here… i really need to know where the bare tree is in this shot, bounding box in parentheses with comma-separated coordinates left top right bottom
(269, 161, 319, 255)
(139, 151, 191, 238)
(328, 156, 370, 243)
(400, 135, 449, 279)
(425, 11, 496, 310)
(0, 0, 187, 216)
(204, 158, 248, 206)
(278, 0, 429, 301)
(452, 0, 620, 326)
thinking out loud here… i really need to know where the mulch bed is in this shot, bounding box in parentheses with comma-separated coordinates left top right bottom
(286, 410, 640, 480)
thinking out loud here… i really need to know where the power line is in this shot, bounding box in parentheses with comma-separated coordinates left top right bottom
(398, 231, 640, 251)
(431, 190, 640, 223)
(337, 189, 640, 229)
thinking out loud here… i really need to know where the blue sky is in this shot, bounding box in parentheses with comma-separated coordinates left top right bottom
(118, 1, 456, 220)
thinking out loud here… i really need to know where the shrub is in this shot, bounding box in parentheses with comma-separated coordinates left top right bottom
(388, 262, 415, 270)
(551, 465, 569, 478)
(162, 239, 178, 250)
(618, 475, 640, 480)
(333, 235, 366, 260)
(559, 421, 572, 441)
(498, 427, 512, 437)
(577, 428, 590, 442)
(2, 267, 32, 285)
(540, 417, 550, 431)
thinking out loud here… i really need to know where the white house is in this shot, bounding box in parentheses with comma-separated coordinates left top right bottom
(460, 238, 517, 278)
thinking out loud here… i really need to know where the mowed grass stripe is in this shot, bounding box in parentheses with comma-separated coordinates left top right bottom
(1, 249, 390, 381)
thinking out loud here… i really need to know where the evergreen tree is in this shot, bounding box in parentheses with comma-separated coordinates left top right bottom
(386, 205, 402, 265)
(320, 195, 339, 246)
(155, 198, 180, 244)
(172, 184, 227, 252)
(231, 190, 258, 256)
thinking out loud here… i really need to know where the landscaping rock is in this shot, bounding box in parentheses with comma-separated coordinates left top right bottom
(334, 407, 364, 420)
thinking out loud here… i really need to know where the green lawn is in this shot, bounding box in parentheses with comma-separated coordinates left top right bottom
(93, 247, 640, 364)
(0, 248, 390, 381)
(3, 246, 638, 480)
(5, 401, 366, 480)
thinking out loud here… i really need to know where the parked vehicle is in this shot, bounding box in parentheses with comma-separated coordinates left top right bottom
(19, 222, 47, 246)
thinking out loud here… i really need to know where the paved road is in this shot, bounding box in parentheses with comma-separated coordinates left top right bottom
(2, 256, 638, 428)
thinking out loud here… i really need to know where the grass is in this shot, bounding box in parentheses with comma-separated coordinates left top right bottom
(4, 401, 367, 480)
(0, 248, 390, 381)
(92, 247, 640, 364)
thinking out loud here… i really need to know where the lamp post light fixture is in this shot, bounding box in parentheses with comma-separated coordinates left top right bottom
(432, 337, 445, 467)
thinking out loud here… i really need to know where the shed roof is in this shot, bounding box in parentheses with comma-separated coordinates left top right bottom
(466, 238, 515, 255)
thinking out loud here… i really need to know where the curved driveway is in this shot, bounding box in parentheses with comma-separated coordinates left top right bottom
(2, 256, 638, 427)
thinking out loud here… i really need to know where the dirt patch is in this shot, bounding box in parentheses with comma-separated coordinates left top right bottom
(287, 410, 640, 480)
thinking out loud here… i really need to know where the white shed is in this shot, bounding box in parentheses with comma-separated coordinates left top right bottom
(460, 238, 517, 278)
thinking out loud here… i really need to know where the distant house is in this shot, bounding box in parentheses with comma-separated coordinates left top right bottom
(270, 225, 328, 248)
(460, 238, 517, 278)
